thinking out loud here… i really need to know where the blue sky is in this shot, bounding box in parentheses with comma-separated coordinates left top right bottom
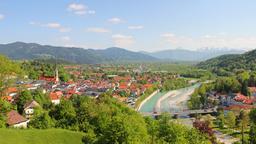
(1, 0, 256, 52)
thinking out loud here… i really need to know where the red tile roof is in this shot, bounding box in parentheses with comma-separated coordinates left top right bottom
(4, 87, 17, 95)
(1, 96, 12, 102)
(243, 99, 254, 105)
(7, 110, 27, 126)
(49, 91, 62, 100)
(234, 93, 247, 101)
(224, 104, 256, 110)
(39, 76, 57, 83)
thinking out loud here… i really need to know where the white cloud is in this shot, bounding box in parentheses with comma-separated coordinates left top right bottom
(0, 14, 4, 20)
(112, 34, 135, 47)
(161, 32, 256, 50)
(67, 3, 95, 15)
(108, 17, 123, 24)
(32, 22, 71, 33)
(87, 27, 110, 33)
(128, 25, 144, 30)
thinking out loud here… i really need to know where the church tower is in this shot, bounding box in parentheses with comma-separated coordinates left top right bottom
(55, 66, 59, 83)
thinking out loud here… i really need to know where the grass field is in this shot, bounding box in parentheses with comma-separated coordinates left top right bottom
(0, 128, 84, 144)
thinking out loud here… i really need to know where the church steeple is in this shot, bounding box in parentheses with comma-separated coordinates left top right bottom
(55, 56, 59, 83)
(55, 66, 59, 83)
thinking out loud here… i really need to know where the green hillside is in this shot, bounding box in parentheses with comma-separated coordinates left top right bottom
(197, 49, 256, 75)
(0, 42, 157, 64)
(0, 129, 84, 144)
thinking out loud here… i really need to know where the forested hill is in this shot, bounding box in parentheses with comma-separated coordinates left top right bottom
(0, 42, 157, 64)
(197, 49, 256, 75)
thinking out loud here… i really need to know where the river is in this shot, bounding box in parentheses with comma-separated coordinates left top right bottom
(138, 83, 200, 114)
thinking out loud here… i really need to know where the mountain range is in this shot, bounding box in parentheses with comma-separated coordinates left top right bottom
(142, 48, 244, 61)
(0, 42, 246, 64)
(0, 42, 156, 64)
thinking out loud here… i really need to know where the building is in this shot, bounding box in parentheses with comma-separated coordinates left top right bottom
(49, 91, 63, 105)
(23, 100, 40, 118)
(7, 110, 29, 128)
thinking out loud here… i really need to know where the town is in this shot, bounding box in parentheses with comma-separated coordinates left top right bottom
(2, 55, 256, 143)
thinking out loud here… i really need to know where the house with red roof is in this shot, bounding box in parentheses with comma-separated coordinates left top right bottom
(4, 87, 18, 97)
(49, 91, 63, 105)
(243, 99, 254, 105)
(234, 93, 247, 102)
(1, 96, 13, 103)
(7, 110, 29, 128)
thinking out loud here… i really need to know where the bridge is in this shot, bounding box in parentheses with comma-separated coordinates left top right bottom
(140, 107, 217, 117)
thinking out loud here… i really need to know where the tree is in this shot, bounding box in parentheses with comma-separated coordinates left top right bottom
(188, 94, 201, 109)
(249, 123, 256, 144)
(217, 111, 225, 129)
(16, 90, 33, 114)
(241, 80, 251, 96)
(33, 89, 51, 109)
(82, 129, 97, 144)
(193, 120, 215, 143)
(225, 111, 236, 129)
(29, 108, 54, 129)
(0, 98, 12, 113)
(144, 117, 159, 144)
(49, 99, 77, 130)
(0, 55, 23, 97)
(249, 109, 256, 144)
(238, 110, 249, 144)
(249, 108, 256, 123)
(0, 114, 6, 128)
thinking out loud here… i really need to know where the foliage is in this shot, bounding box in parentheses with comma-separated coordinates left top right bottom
(193, 120, 216, 143)
(155, 113, 210, 144)
(238, 110, 249, 144)
(29, 108, 54, 129)
(188, 83, 214, 109)
(0, 55, 23, 96)
(249, 109, 256, 124)
(161, 78, 190, 91)
(225, 111, 236, 129)
(215, 77, 241, 93)
(217, 111, 225, 129)
(16, 90, 33, 114)
(32, 89, 51, 109)
(49, 99, 77, 130)
(197, 49, 256, 75)
(21, 60, 70, 82)
(249, 123, 256, 144)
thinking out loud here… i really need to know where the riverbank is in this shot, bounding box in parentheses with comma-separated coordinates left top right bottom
(138, 83, 201, 114)
(155, 90, 177, 112)
(136, 90, 159, 111)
